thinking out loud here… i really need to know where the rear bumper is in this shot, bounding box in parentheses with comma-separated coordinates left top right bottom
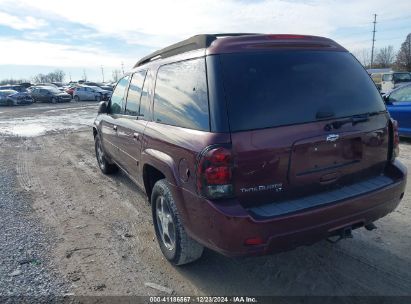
(172, 160, 407, 257)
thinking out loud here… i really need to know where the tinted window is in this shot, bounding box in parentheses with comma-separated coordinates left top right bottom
(139, 72, 151, 119)
(125, 70, 146, 116)
(382, 74, 393, 81)
(393, 73, 411, 82)
(154, 58, 209, 131)
(110, 76, 129, 114)
(390, 85, 411, 102)
(220, 51, 386, 132)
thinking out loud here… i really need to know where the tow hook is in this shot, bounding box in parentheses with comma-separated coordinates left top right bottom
(327, 227, 353, 244)
(364, 222, 377, 231)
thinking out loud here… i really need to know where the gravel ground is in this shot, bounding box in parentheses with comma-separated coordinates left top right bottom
(0, 148, 69, 299)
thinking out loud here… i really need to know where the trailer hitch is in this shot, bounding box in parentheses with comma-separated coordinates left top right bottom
(327, 226, 353, 244)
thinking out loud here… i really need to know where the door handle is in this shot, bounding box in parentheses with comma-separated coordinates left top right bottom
(113, 125, 117, 131)
(133, 132, 140, 140)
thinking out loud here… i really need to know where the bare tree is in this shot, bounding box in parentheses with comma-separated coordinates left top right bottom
(395, 33, 411, 71)
(32, 69, 65, 83)
(374, 46, 395, 68)
(352, 48, 371, 68)
(0, 78, 28, 85)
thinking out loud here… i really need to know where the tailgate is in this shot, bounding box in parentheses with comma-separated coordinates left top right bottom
(231, 114, 390, 208)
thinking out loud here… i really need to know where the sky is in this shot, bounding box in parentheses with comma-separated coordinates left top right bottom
(0, 0, 410, 82)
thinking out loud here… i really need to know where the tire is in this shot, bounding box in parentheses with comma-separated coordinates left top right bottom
(152, 179, 204, 265)
(74, 95, 80, 102)
(94, 135, 118, 174)
(6, 99, 14, 106)
(51, 97, 57, 104)
(95, 95, 101, 102)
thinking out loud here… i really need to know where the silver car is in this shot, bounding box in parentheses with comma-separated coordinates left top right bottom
(73, 86, 102, 101)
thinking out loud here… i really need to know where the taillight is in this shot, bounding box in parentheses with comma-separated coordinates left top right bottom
(197, 146, 234, 199)
(390, 118, 400, 160)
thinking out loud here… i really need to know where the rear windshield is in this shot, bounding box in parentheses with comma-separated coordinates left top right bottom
(220, 51, 386, 132)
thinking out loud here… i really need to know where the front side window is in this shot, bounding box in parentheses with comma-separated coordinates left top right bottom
(110, 76, 129, 114)
(153, 58, 209, 131)
(125, 70, 146, 116)
(382, 74, 393, 81)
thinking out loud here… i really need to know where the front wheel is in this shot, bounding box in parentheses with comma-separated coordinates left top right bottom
(95, 95, 101, 102)
(51, 97, 57, 103)
(74, 95, 80, 102)
(152, 179, 204, 265)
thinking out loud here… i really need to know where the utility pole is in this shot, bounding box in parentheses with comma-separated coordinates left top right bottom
(101, 65, 105, 82)
(370, 13, 377, 68)
(121, 62, 125, 75)
(83, 69, 87, 81)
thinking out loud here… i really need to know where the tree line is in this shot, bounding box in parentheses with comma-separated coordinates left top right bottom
(353, 33, 411, 71)
(0, 69, 66, 85)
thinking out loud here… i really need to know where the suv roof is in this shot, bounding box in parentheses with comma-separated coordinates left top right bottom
(134, 33, 346, 68)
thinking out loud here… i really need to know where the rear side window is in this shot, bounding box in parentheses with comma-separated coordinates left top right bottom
(153, 58, 209, 131)
(139, 72, 151, 119)
(383, 74, 393, 81)
(110, 76, 129, 114)
(220, 51, 386, 132)
(125, 70, 146, 116)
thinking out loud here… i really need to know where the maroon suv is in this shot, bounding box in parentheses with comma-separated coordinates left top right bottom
(93, 34, 407, 265)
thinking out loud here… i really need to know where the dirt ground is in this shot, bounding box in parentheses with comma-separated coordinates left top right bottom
(1, 101, 411, 297)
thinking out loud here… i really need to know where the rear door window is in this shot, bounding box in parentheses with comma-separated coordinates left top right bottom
(125, 70, 146, 116)
(110, 76, 129, 114)
(139, 71, 151, 119)
(153, 58, 209, 131)
(220, 51, 386, 132)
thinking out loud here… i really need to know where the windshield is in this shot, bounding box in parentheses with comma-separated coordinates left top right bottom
(393, 73, 411, 83)
(220, 51, 386, 132)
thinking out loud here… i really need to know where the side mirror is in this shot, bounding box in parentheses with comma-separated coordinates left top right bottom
(98, 101, 108, 114)
(383, 95, 393, 105)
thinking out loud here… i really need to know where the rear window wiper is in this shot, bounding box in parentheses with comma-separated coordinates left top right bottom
(324, 113, 371, 131)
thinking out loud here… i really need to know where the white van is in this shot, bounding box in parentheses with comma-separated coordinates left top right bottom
(381, 72, 411, 93)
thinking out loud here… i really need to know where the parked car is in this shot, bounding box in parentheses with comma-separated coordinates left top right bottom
(73, 86, 102, 101)
(0, 84, 28, 93)
(89, 86, 112, 100)
(381, 72, 411, 93)
(384, 83, 411, 137)
(65, 85, 77, 97)
(0, 89, 33, 106)
(93, 34, 406, 265)
(30, 86, 72, 103)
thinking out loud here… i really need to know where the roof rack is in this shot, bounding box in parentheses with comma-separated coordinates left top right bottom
(133, 33, 258, 68)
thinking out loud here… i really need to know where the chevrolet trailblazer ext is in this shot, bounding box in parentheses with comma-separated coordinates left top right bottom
(93, 34, 407, 265)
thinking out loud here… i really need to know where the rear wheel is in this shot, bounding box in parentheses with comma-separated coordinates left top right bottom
(74, 95, 80, 102)
(51, 97, 57, 104)
(152, 179, 204, 265)
(94, 135, 118, 174)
